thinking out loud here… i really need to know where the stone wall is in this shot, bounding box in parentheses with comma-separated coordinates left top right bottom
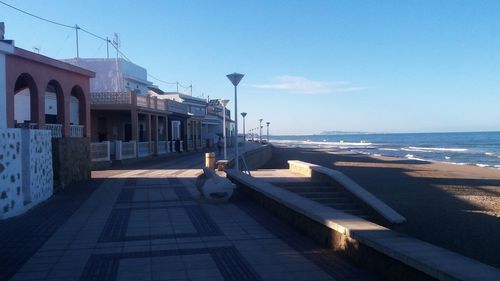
(23, 130, 53, 206)
(0, 128, 53, 219)
(0, 129, 23, 218)
(52, 138, 90, 190)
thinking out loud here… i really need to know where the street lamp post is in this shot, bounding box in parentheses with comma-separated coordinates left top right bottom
(259, 119, 263, 143)
(220, 99, 229, 160)
(226, 73, 244, 171)
(266, 122, 270, 143)
(241, 112, 247, 143)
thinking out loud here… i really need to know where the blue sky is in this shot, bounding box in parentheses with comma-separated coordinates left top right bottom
(2, 0, 500, 135)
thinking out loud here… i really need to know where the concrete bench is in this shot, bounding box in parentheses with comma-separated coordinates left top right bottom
(196, 167, 235, 202)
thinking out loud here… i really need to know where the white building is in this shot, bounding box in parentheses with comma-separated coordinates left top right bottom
(0, 40, 14, 128)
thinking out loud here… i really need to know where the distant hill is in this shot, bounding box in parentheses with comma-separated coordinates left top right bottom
(319, 131, 370, 135)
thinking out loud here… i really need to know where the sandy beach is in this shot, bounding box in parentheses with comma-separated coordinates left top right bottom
(262, 146, 500, 268)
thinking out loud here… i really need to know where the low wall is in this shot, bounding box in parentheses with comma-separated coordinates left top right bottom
(0, 129, 53, 219)
(52, 138, 91, 190)
(228, 144, 272, 170)
(226, 170, 500, 281)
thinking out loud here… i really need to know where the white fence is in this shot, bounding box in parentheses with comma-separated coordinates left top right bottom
(138, 141, 151, 157)
(122, 141, 137, 159)
(157, 141, 167, 154)
(91, 141, 110, 162)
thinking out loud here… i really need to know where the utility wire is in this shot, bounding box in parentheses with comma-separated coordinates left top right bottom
(80, 27, 108, 42)
(0, 0, 198, 94)
(0, 0, 74, 29)
(148, 74, 177, 85)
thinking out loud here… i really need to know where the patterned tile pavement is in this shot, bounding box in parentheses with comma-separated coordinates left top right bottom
(1, 147, 378, 281)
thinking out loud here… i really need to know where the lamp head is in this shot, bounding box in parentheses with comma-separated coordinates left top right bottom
(226, 73, 244, 86)
(241, 112, 247, 118)
(219, 99, 230, 107)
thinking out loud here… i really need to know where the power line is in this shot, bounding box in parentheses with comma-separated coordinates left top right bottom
(80, 27, 108, 42)
(0, 0, 200, 94)
(0, 0, 74, 29)
(148, 74, 177, 85)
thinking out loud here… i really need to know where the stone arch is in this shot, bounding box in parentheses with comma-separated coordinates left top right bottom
(70, 85, 87, 136)
(14, 73, 39, 126)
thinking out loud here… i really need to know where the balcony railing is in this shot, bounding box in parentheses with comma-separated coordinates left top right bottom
(137, 95, 148, 107)
(46, 123, 62, 138)
(91, 92, 131, 104)
(15, 122, 37, 129)
(69, 125, 84, 138)
(91, 92, 175, 113)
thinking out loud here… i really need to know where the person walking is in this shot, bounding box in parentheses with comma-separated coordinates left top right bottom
(217, 137, 223, 155)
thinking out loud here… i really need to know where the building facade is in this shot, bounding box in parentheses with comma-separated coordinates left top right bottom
(65, 58, 202, 163)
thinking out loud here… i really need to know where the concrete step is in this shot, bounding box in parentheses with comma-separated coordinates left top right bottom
(274, 181, 329, 187)
(295, 191, 344, 198)
(313, 196, 350, 203)
(324, 200, 358, 211)
(284, 186, 339, 193)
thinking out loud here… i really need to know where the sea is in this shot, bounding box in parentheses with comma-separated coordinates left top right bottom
(269, 131, 500, 169)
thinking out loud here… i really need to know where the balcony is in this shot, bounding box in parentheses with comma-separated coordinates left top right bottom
(91, 92, 173, 113)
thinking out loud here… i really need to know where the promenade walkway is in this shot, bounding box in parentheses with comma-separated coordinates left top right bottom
(0, 145, 377, 281)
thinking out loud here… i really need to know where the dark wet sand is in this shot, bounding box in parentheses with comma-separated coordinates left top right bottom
(262, 146, 500, 268)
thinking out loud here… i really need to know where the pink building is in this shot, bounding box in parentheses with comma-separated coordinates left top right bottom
(1, 39, 95, 188)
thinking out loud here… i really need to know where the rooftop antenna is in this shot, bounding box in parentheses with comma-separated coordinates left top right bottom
(33, 46, 41, 54)
(113, 33, 120, 59)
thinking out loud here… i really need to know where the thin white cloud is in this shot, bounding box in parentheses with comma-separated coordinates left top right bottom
(249, 75, 368, 94)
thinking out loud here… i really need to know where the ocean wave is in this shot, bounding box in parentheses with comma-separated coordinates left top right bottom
(476, 163, 490, 168)
(379, 148, 399, 151)
(271, 139, 374, 148)
(403, 146, 468, 153)
(404, 154, 427, 161)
